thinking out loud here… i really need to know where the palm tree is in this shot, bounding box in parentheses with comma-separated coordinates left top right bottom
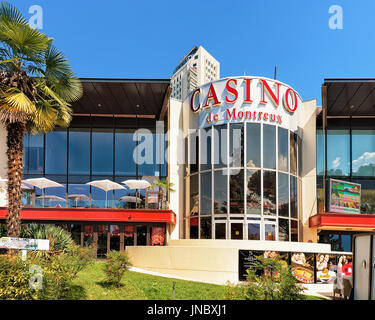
(151, 179, 175, 209)
(0, 3, 82, 237)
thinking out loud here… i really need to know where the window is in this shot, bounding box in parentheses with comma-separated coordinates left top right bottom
(352, 129, 375, 177)
(327, 129, 350, 176)
(214, 170, 227, 214)
(24, 133, 44, 174)
(263, 171, 276, 215)
(92, 129, 113, 175)
(290, 131, 297, 175)
(278, 173, 289, 217)
(115, 129, 136, 175)
(278, 218, 289, 241)
(200, 217, 212, 239)
(200, 127, 212, 171)
(229, 169, 244, 214)
(200, 172, 212, 215)
(214, 124, 227, 168)
(190, 175, 199, 216)
(45, 131, 67, 174)
(278, 127, 289, 172)
(316, 128, 324, 176)
(246, 123, 260, 168)
(290, 176, 298, 218)
(264, 224, 276, 241)
(248, 223, 260, 240)
(263, 124, 276, 169)
(69, 129, 90, 175)
(246, 169, 261, 214)
(230, 123, 244, 167)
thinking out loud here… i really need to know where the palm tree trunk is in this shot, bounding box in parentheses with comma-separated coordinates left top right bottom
(6, 121, 26, 238)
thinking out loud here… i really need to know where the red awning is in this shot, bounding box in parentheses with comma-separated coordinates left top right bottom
(0, 207, 176, 225)
(309, 212, 375, 231)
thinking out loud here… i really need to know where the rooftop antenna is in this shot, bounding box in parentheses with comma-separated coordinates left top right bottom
(274, 66, 277, 80)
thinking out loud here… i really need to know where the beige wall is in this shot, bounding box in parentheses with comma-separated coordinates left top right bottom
(126, 239, 332, 284)
(300, 99, 318, 243)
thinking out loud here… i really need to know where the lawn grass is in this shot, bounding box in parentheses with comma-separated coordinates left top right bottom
(70, 262, 327, 300)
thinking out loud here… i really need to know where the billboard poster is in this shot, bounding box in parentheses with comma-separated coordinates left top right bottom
(0, 237, 49, 251)
(291, 252, 315, 283)
(329, 179, 361, 214)
(316, 254, 337, 284)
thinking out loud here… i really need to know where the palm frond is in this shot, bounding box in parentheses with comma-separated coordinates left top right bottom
(51, 75, 82, 103)
(0, 2, 28, 26)
(1, 87, 35, 114)
(30, 100, 58, 133)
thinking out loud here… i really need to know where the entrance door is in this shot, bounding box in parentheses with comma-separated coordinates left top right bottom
(214, 222, 226, 239)
(230, 223, 243, 240)
(136, 225, 147, 246)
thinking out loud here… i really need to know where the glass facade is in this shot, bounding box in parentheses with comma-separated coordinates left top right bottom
(316, 118, 375, 214)
(23, 116, 167, 209)
(186, 122, 301, 241)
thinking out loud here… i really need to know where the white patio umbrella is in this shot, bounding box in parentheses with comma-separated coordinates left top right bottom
(68, 194, 89, 207)
(37, 195, 66, 207)
(0, 178, 33, 190)
(23, 177, 63, 207)
(119, 195, 141, 203)
(122, 179, 151, 208)
(86, 179, 125, 208)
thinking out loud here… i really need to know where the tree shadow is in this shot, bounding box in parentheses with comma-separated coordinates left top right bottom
(61, 285, 88, 300)
(96, 280, 124, 289)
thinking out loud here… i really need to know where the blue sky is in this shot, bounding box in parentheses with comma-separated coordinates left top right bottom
(11, 0, 375, 104)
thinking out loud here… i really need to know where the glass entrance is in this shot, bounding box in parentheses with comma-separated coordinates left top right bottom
(97, 225, 108, 258)
(110, 225, 120, 251)
(136, 225, 147, 246)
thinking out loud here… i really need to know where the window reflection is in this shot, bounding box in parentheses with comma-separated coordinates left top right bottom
(327, 129, 350, 176)
(115, 129, 136, 175)
(263, 124, 276, 169)
(278, 218, 289, 241)
(352, 130, 375, 177)
(69, 129, 90, 175)
(248, 223, 260, 240)
(278, 127, 289, 172)
(200, 217, 212, 239)
(278, 173, 289, 217)
(68, 184, 90, 208)
(264, 224, 276, 241)
(229, 169, 244, 214)
(190, 217, 198, 239)
(246, 123, 260, 168)
(45, 131, 67, 174)
(290, 131, 297, 175)
(200, 127, 212, 171)
(214, 170, 227, 214)
(215, 223, 226, 239)
(24, 133, 44, 174)
(92, 129, 113, 175)
(213, 124, 227, 168)
(124, 225, 135, 246)
(247, 170, 261, 215)
(190, 175, 199, 216)
(200, 172, 212, 215)
(230, 123, 243, 167)
(263, 171, 276, 215)
(290, 176, 298, 218)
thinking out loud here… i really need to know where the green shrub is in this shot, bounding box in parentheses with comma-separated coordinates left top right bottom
(21, 224, 73, 253)
(223, 281, 246, 300)
(104, 251, 132, 287)
(0, 255, 37, 300)
(33, 245, 95, 300)
(244, 256, 305, 300)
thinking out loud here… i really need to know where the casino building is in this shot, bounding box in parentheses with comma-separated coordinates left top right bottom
(0, 72, 374, 283)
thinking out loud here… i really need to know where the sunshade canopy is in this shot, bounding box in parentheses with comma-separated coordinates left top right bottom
(86, 179, 125, 192)
(122, 179, 151, 190)
(22, 178, 63, 189)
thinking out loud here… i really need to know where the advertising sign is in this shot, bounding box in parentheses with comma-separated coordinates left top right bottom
(238, 250, 263, 281)
(291, 252, 315, 283)
(0, 237, 49, 251)
(329, 179, 361, 214)
(189, 76, 302, 131)
(316, 254, 337, 284)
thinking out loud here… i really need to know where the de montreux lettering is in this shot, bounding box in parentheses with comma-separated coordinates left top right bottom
(190, 78, 299, 125)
